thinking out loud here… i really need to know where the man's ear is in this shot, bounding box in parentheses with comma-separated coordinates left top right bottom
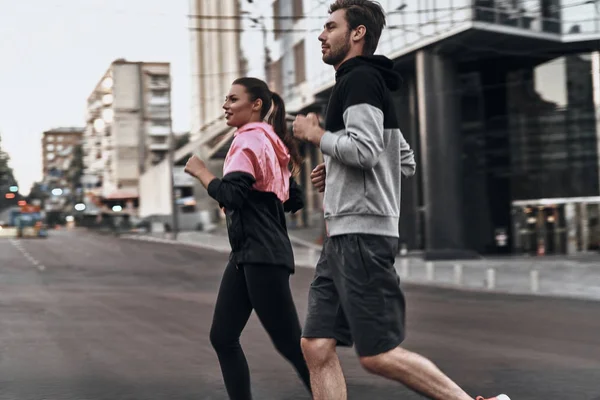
(352, 25, 366, 43)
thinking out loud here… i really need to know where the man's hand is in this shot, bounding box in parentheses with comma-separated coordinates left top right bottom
(293, 112, 325, 145)
(311, 163, 326, 193)
(184, 155, 206, 178)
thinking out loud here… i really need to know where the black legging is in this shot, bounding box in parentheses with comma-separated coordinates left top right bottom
(209, 260, 312, 399)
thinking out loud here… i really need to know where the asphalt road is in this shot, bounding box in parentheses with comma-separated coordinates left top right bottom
(1, 229, 599, 400)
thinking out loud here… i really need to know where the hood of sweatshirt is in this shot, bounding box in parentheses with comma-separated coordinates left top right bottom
(336, 55, 402, 91)
(236, 122, 290, 168)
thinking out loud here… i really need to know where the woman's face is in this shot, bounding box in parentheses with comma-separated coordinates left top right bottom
(222, 84, 262, 128)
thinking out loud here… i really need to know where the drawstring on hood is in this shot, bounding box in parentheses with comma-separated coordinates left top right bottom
(336, 55, 402, 91)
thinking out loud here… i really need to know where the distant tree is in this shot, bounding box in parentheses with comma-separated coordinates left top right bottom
(0, 134, 17, 188)
(27, 182, 49, 206)
(0, 134, 20, 210)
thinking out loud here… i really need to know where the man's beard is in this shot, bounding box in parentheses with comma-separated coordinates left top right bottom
(323, 36, 351, 66)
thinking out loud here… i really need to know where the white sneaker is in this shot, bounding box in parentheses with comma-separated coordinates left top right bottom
(476, 395, 511, 400)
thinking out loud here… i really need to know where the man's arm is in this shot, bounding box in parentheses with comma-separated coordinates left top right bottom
(319, 69, 385, 169)
(400, 134, 416, 177)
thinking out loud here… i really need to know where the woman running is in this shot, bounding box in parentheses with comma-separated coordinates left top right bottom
(184, 77, 311, 399)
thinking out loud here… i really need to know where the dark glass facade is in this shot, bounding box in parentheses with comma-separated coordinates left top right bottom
(457, 52, 600, 254)
(394, 50, 600, 256)
(507, 54, 599, 199)
(472, 0, 598, 35)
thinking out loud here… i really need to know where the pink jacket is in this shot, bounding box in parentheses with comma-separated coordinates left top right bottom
(223, 122, 291, 203)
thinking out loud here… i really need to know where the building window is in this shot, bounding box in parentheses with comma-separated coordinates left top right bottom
(152, 136, 168, 144)
(273, 0, 281, 39)
(293, 0, 303, 21)
(269, 59, 283, 94)
(151, 90, 168, 98)
(150, 75, 169, 85)
(46, 144, 55, 151)
(47, 153, 55, 161)
(57, 136, 63, 142)
(294, 40, 306, 84)
(47, 136, 54, 142)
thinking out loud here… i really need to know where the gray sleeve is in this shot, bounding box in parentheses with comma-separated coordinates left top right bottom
(399, 133, 416, 177)
(319, 104, 384, 169)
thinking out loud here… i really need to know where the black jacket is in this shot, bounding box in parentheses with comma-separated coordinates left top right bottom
(207, 172, 304, 272)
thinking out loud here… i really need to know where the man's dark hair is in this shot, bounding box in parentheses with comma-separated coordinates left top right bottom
(329, 0, 386, 55)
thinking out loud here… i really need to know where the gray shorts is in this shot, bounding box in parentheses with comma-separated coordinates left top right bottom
(302, 234, 406, 357)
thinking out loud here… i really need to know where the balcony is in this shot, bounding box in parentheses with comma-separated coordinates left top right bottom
(148, 125, 170, 136)
(147, 90, 171, 106)
(147, 104, 170, 119)
(148, 75, 170, 89)
(149, 142, 169, 151)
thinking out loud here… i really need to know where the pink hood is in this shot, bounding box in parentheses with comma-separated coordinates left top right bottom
(223, 122, 291, 203)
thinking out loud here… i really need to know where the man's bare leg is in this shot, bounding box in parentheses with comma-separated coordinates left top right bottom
(301, 338, 347, 400)
(360, 346, 473, 400)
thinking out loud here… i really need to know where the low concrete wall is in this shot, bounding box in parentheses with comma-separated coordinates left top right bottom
(0, 227, 18, 238)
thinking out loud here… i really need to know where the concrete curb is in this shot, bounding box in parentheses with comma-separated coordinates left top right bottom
(120, 234, 600, 302)
(120, 234, 316, 267)
(120, 234, 233, 254)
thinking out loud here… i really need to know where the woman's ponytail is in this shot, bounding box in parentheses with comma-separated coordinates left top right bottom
(268, 92, 303, 176)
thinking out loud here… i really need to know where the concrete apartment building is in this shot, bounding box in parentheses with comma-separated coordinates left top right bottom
(42, 127, 84, 179)
(41, 127, 84, 214)
(189, 0, 244, 140)
(267, 0, 600, 256)
(83, 59, 173, 214)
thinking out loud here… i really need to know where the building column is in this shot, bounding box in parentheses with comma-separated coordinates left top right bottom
(393, 72, 422, 250)
(416, 49, 466, 258)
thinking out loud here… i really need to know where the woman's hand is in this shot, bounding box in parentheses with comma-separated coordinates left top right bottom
(184, 155, 207, 178)
(185, 155, 216, 190)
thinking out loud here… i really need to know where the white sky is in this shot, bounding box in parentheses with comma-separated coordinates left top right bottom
(0, 0, 191, 195)
(0, 0, 595, 195)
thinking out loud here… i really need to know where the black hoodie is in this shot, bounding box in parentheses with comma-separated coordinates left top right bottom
(319, 55, 416, 238)
(326, 55, 402, 134)
(336, 55, 402, 90)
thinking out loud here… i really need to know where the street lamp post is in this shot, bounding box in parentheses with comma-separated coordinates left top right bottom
(167, 77, 179, 240)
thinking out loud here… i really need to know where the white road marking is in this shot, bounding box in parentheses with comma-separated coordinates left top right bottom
(9, 239, 46, 271)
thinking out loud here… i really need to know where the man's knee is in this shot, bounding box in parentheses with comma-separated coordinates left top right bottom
(301, 337, 337, 367)
(359, 346, 405, 375)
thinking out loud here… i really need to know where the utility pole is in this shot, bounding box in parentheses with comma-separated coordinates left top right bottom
(167, 76, 179, 240)
(137, 63, 147, 176)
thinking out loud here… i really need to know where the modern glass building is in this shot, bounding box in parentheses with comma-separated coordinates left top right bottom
(268, 0, 600, 257)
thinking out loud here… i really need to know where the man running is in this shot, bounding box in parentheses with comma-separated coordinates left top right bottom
(292, 1, 510, 399)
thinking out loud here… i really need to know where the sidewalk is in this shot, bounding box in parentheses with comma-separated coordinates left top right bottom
(121, 229, 600, 302)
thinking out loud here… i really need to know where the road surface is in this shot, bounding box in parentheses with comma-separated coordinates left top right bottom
(1, 230, 599, 399)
